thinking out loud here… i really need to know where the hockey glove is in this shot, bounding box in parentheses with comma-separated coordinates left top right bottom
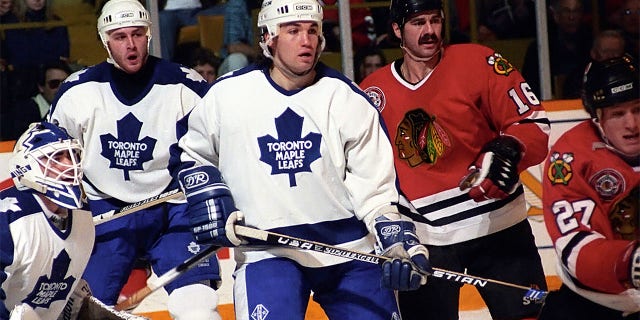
(460, 136, 523, 202)
(178, 165, 245, 247)
(374, 211, 432, 291)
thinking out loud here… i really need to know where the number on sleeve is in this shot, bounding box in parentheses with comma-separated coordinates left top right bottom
(508, 83, 541, 115)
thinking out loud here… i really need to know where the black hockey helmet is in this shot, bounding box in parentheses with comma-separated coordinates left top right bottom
(582, 54, 639, 118)
(389, 0, 442, 27)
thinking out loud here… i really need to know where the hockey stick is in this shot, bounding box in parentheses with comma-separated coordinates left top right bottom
(85, 296, 150, 319)
(234, 225, 548, 303)
(93, 189, 183, 225)
(114, 244, 220, 311)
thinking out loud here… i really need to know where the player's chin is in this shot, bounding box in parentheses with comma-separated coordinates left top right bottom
(122, 60, 144, 73)
(292, 61, 315, 75)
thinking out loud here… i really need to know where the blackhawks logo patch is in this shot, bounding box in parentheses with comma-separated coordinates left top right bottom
(547, 152, 574, 185)
(487, 52, 514, 76)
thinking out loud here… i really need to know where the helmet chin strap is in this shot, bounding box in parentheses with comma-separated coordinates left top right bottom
(399, 39, 443, 63)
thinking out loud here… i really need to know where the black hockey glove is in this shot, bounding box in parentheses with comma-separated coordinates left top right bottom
(460, 136, 523, 202)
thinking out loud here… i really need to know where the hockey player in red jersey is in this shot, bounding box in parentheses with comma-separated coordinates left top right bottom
(539, 55, 640, 319)
(359, 0, 550, 319)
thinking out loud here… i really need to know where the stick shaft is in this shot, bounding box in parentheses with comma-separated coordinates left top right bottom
(114, 245, 219, 311)
(93, 189, 183, 225)
(234, 226, 542, 293)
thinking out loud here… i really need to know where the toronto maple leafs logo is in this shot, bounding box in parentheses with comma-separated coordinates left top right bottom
(257, 108, 321, 187)
(100, 113, 157, 180)
(24, 250, 75, 309)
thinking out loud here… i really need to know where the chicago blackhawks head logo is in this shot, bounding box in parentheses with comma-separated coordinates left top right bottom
(395, 109, 450, 167)
(609, 186, 639, 240)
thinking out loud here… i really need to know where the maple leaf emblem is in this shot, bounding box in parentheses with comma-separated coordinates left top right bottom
(24, 250, 75, 309)
(0, 197, 21, 213)
(100, 113, 157, 180)
(257, 108, 322, 187)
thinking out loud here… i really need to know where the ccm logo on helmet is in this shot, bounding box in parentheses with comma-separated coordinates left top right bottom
(183, 172, 209, 189)
(295, 4, 313, 10)
(611, 83, 633, 94)
(380, 225, 401, 237)
(118, 12, 135, 18)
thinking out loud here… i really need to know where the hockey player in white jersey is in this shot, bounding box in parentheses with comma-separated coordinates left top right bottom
(170, 0, 432, 319)
(0, 122, 91, 319)
(48, 0, 220, 319)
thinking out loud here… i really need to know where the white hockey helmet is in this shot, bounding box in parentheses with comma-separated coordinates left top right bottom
(97, 0, 152, 58)
(9, 122, 84, 209)
(257, 0, 325, 59)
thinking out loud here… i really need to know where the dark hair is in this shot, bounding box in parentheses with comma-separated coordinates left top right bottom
(354, 46, 387, 81)
(189, 47, 221, 69)
(37, 61, 73, 86)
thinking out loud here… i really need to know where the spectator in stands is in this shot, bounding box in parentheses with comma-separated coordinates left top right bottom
(521, 0, 592, 98)
(476, 0, 536, 42)
(3, 0, 70, 102)
(176, 45, 221, 83)
(159, 0, 203, 61)
(322, 0, 377, 52)
(354, 46, 386, 83)
(620, 0, 639, 59)
(590, 29, 626, 62)
(217, 0, 259, 76)
(0, 0, 12, 21)
(159, 0, 226, 61)
(562, 29, 626, 99)
(365, 0, 395, 46)
(191, 48, 220, 83)
(2, 61, 71, 140)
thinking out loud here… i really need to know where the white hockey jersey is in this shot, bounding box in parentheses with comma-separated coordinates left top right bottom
(49, 57, 209, 203)
(171, 63, 400, 268)
(0, 185, 95, 319)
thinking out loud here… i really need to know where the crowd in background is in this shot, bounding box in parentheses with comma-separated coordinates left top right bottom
(0, 1, 638, 319)
(0, 0, 638, 141)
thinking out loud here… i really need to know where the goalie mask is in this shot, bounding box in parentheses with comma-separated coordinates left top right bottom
(257, 0, 325, 60)
(97, 0, 152, 66)
(9, 122, 84, 209)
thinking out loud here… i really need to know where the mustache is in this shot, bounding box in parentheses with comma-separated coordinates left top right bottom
(418, 34, 439, 44)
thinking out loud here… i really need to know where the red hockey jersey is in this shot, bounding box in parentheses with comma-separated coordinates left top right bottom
(543, 120, 640, 311)
(360, 43, 550, 245)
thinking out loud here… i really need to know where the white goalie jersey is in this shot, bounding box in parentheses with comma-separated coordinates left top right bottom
(0, 185, 95, 320)
(171, 63, 401, 268)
